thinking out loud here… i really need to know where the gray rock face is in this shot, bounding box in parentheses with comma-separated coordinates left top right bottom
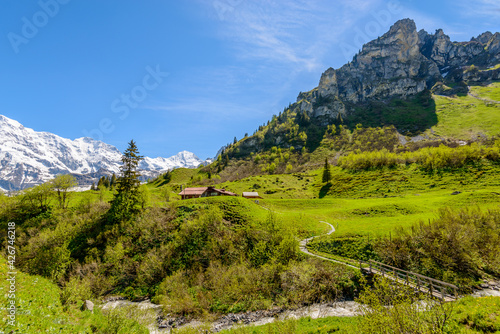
(310, 19, 500, 123)
(318, 19, 440, 104)
(237, 19, 499, 152)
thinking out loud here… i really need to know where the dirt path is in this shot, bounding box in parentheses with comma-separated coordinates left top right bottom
(298, 221, 359, 270)
(467, 88, 500, 104)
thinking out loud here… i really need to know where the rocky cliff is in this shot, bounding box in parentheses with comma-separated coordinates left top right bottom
(299, 19, 500, 126)
(233, 18, 500, 154)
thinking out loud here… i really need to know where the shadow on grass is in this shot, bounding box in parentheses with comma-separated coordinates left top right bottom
(347, 90, 438, 136)
(319, 183, 333, 198)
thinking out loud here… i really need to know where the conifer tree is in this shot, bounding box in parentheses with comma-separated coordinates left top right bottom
(322, 157, 332, 183)
(110, 173, 117, 188)
(109, 140, 144, 222)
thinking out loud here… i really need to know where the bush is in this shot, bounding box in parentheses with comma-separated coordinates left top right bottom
(375, 207, 500, 289)
(309, 234, 379, 261)
(356, 276, 454, 334)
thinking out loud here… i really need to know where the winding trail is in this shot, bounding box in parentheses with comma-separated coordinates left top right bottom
(467, 87, 500, 104)
(298, 221, 359, 270)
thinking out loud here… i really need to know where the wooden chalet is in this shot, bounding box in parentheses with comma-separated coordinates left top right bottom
(178, 186, 237, 200)
(242, 192, 262, 199)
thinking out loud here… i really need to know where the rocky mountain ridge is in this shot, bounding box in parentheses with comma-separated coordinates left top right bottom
(302, 18, 500, 126)
(233, 18, 500, 154)
(0, 115, 209, 191)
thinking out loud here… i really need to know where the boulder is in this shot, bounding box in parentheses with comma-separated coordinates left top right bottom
(81, 300, 94, 312)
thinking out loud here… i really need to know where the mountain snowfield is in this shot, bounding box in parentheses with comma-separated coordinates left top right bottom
(0, 115, 210, 191)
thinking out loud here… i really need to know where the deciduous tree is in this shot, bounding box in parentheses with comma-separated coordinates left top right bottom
(50, 174, 77, 209)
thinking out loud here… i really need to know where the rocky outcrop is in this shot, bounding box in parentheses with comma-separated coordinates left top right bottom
(305, 19, 500, 124)
(236, 19, 500, 153)
(318, 20, 440, 105)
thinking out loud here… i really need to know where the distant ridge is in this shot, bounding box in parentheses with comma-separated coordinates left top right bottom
(0, 115, 210, 191)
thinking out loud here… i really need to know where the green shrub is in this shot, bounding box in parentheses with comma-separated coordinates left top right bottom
(375, 207, 500, 289)
(309, 234, 378, 261)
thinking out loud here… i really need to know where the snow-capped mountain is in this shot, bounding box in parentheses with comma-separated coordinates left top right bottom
(0, 115, 208, 191)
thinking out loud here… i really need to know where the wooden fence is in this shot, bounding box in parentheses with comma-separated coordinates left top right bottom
(360, 259, 459, 301)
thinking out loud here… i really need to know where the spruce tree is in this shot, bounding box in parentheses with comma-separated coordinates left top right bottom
(322, 157, 332, 183)
(110, 173, 117, 188)
(109, 140, 144, 222)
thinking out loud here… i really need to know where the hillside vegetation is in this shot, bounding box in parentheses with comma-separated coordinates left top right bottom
(0, 192, 358, 321)
(201, 81, 500, 182)
(0, 255, 150, 333)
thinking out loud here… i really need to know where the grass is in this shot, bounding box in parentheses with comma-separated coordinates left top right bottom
(0, 256, 150, 333)
(219, 316, 360, 334)
(192, 161, 500, 238)
(469, 81, 500, 102)
(191, 296, 500, 333)
(431, 83, 500, 139)
(265, 187, 500, 238)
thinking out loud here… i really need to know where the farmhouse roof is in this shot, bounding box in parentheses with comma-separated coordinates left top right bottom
(178, 187, 207, 196)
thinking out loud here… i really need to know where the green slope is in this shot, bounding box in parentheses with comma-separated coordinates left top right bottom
(431, 82, 500, 139)
(0, 256, 149, 333)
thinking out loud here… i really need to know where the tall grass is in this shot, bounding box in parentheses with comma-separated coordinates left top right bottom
(338, 141, 500, 171)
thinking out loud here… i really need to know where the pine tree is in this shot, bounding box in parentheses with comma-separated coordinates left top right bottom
(97, 177, 104, 189)
(109, 140, 144, 222)
(103, 176, 110, 188)
(110, 173, 117, 188)
(322, 157, 332, 183)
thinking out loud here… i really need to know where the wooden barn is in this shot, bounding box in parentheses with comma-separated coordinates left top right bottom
(242, 192, 262, 199)
(178, 186, 237, 200)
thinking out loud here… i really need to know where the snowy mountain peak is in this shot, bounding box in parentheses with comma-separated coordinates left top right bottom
(0, 114, 208, 191)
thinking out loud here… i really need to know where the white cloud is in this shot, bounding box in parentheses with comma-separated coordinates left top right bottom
(205, 0, 381, 72)
(454, 0, 500, 18)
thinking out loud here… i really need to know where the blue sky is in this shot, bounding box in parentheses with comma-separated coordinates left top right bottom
(1, 0, 499, 159)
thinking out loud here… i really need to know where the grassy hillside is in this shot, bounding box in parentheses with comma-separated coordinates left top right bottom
(203, 81, 500, 182)
(431, 83, 500, 139)
(0, 255, 150, 333)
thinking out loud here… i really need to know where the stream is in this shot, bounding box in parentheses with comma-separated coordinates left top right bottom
(101, 299, 362, 333)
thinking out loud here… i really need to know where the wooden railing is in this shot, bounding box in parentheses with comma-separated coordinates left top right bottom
(360, 259, 459, 301)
